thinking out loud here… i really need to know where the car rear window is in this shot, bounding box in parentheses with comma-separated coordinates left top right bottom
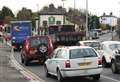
(30, 37, 48, 47)
(109, 44, 120, 50)
(84, 42, 100, 49)
(69, 48, 97, 59)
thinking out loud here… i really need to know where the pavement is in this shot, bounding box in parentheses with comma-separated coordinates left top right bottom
(0, 37, 28, 82)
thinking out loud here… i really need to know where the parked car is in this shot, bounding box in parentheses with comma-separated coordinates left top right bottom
(89, 30, 99, 39)
(21, 35, 53, 65)
(101, 41, 120, 67)
(44, 46, 102, 82)
(111, 49, 120, 73)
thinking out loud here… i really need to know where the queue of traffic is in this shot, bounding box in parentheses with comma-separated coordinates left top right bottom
(1, 22, 120, 82)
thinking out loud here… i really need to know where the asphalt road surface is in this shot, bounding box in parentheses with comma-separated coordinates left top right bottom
(11, 32, 120, 82)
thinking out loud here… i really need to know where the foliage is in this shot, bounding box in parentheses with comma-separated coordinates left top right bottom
(0, 6, 14, 21)
(88, 15, 100, 30)
(100, 24, 110, 30)
(116, 18, 120, 36)
(17, 7, 32, 20)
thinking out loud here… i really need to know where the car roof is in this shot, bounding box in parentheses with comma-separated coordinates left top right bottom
(78, 40, 99, 43)
(101, 41, 120, 45)
(27, 35, 50, 40)
(57, 46, 92, 50)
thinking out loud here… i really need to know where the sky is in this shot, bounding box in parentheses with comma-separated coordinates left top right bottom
(0, 0, 120, 17)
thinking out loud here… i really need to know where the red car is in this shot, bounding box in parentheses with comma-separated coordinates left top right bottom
(21, 35, 53, 65)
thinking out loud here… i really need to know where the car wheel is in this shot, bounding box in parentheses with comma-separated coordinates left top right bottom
(57, 69, 64, 82)
(44, 65, 50, 77)
(93, 74, 100, 80)
(102, 57, 107, 67)
(24, 58, 29, 66)
(111, 61, 118, 73)
(21, 56, 24, 63)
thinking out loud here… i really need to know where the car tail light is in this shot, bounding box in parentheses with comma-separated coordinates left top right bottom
(98, 57, 102, 65)
(25, 41, 29, 50)
(29, 48, 37, 55)
(48, 38, 53, 55)
(65, 60, 71, 68)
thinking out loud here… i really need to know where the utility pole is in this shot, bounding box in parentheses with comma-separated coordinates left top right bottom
(61, 0, 65, 24)
(86, 0, 89, 39)
(74, 0, 76, 27)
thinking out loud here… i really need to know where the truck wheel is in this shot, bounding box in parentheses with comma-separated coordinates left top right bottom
(111, 61, 118, 73)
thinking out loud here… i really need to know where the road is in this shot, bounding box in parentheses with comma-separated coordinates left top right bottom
(8, 32, 120, 82)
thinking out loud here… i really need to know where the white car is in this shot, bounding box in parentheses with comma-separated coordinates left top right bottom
(101, 41, 120, 67)
(44, 46, 102, 82)
(76, 40, 102, 53)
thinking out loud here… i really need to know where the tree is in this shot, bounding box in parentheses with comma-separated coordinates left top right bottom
(17, 7, 32, 20)
(116, 18, 120, 37)
(0, 6, 14, 20)
(88, 15, 100, 30)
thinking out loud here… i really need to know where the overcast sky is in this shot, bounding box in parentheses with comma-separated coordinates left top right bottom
(0, 0, 120, 17)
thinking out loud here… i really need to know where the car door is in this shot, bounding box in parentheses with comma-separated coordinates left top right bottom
(46, 48, 61, 74)
(50, 49, 63, 74)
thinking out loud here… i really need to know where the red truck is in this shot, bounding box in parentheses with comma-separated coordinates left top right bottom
(48, 25, 85, 48)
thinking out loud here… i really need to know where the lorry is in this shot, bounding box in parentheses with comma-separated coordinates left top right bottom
(11, 21, 32, 50)
(48, 25, 85, 48)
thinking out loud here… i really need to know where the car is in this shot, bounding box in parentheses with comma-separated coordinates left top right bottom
(89, 30, 99, 39)
(76, 40, 101, 51)
(44, 46, 102, 82)
(101, 41, 120, 67)
(111, 49, 120, 73)
(21, 35, 53, 65)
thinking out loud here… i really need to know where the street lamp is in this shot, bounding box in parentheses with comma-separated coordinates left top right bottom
(86, 0, 89, 39)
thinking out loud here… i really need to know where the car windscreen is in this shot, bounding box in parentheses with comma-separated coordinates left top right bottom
(84, 42, 100, 49)
(70, 48, 97, 59)
(30, 38, 48, 47)
(109, 44, 120, 50)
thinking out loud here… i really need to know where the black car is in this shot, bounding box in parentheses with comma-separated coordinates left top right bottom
(111, 49, 120, 73)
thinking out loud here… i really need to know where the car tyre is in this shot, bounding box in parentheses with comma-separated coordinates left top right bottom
(44, 65, 50, 77)
(102, 57, 107, 67)
(93, 74, 100, 80)
(57, 69, 64, 82)
(24, 58, 29, 66)
(21, 56, 24, 63)
(111, 61, 119, 73)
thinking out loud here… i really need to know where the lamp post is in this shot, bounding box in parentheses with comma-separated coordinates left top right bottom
(86, 0, 89, 39)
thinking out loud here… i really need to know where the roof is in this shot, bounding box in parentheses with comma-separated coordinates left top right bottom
(78, 40, 99, 43)
(27, 35, 51, 40)
(100, 15, 117, 18)
(58, 46, 92, 50)
(101, 41, 120, 45)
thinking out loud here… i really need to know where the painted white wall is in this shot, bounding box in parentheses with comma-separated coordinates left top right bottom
(100, 16, 117, 26)
(39, 15, 64, 26)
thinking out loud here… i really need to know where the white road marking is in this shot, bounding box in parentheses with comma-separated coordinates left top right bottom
(101, 75, 120, 82)
(10, 47, 45, 82)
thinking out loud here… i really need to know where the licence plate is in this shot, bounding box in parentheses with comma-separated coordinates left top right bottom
(80, 62, 91, 67)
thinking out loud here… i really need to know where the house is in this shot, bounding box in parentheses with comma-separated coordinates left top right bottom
(99, 12, 117, 27)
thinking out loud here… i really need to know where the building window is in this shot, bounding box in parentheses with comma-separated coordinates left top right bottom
(42, 21, 48, 26)
(48, 16, 55, 25)
(56, 21, 61, 25)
